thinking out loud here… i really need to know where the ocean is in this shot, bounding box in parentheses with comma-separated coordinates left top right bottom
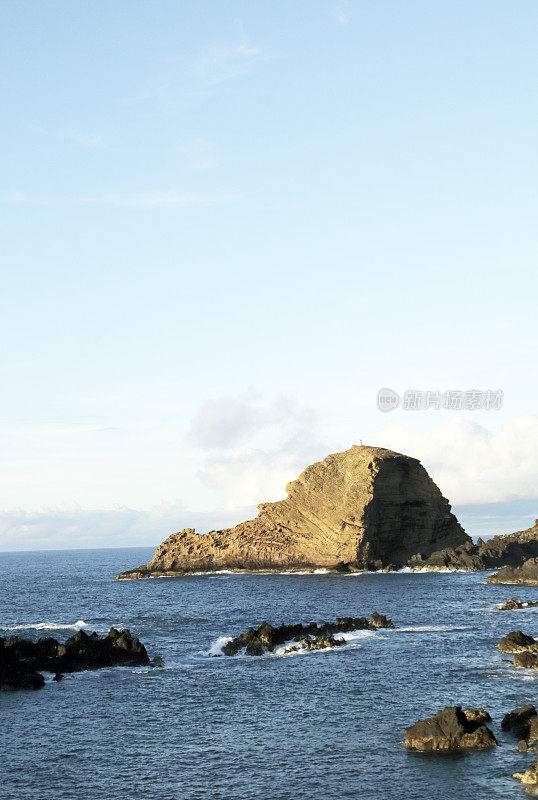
(1, 547, 537, 800)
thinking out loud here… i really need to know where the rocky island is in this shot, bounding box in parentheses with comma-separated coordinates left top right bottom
(116, 445, 469, 578)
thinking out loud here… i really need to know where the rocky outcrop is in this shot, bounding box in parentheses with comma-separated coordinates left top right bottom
(493, 599, 538, 611)
(404, 706, 497, 752)
(409, 524, 538, 572)
(498, 631, 538, 653)
(116, 445, 469, 578)
(487, 557, 538, 586)
(502, 705, 538, 743)
(215, 613, 395, 657)
(0, 628, 151, 691)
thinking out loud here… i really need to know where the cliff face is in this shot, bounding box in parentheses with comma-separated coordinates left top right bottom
(116, 445, 469, 578)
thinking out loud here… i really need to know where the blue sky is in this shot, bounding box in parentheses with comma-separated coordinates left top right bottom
(1, 1, 537, 549)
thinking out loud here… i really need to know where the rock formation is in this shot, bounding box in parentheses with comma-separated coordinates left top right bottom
(116, 445, 469, 578)
(493, 599, 538, 611)
(404, 706, 497, 752)
(410, 523, 538, 572)
(0, 628, 151, 691)
(502, 705, 538, 743)
(215, 613, 395, 657)
(487, 557, 538, 585)
(498, 631, 538, 653)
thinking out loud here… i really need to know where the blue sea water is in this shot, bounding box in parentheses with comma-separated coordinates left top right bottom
(1, 547, 538, 800)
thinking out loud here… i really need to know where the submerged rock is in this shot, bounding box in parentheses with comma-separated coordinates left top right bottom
(217, 613, 394, 657)
(0, 628, 151, 691)
(116, 445, 468, 578)
(405, 705, 497, 752)
(498, 631, 538, 653)
(487, 558, 538, 586)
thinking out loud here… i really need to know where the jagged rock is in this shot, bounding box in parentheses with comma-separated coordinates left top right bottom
(284, 633, 346, 654)
(0, 628, 151, 690)
(116, 445, 468, 578)
(498, 631, 538, 653)
(502, 706, 538, 741)
(487, 558, 538, 586)
(464, 708, 491, 724)
(515, 652, 538, 669)
(369, 612, 394, 629)
(494, 599, 525, 611)
(405, 706, 497, 752)
(410, 523, 538, 572)
(216, 613, 394, 657)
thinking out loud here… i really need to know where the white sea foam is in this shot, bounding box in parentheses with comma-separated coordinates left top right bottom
(0, 619, 88, 632)
(388, 625, 469, 632)
(207, 636, 233, 656)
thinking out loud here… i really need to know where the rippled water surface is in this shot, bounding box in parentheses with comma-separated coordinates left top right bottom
(2, 547, 538, 800)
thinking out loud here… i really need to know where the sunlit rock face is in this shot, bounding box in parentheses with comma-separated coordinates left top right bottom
(116, 445, 469, 578)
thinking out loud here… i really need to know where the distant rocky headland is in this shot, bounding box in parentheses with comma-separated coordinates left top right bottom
(115, 444, 538, 580)
(116, 445, 470, 578)
(486, 557, 538, 586)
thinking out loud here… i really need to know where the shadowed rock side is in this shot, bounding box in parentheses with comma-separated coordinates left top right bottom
(405, 706, 497, 752)
(116, 445, 469, 578)
(487, 557, 538, 585)
(0, 628, 151, 691)
(410, 524, 538, 572)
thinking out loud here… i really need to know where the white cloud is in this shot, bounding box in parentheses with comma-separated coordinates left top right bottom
(0, 504, 244, 552)
(189, 393, 328, 508)
(375, 414, 538, 505)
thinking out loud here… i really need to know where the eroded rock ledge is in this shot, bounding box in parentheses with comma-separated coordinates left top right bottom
(116, 445, 469, 578)
(0, 628, 151, 691)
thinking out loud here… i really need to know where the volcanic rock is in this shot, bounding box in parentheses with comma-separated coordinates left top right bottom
(502, 705, 538, 741)
(0, 628, 151, 691)
(216, 613, 394, 657)
(404, 706, 497, 752)
(487, 557, 538, 586)
(410, 523, 538, 572)
(116, 445, 468, 578)
(498, 631, 538, 653)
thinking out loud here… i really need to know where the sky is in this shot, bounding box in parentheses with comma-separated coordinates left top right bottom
(1, 1, 537, 550)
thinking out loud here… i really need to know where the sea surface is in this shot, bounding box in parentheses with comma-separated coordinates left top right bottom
(1, 547, 538, 800)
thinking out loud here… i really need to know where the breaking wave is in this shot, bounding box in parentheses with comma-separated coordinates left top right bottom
(0, 620, 88, 632)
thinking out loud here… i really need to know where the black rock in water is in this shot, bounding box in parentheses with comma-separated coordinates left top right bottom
(0, 627, 151, 691)
(217, 613, 394, 657)
(405, 706, 497, 752)
(501, 705, 538, 742)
